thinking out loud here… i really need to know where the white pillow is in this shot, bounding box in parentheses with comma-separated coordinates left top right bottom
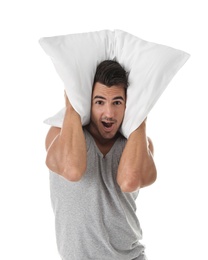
(39, 30, 190, 138)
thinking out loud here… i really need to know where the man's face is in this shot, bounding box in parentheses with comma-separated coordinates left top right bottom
(89, 82, 126, 142)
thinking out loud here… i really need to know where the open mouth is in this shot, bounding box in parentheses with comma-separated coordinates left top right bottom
(102, 122, 113, 128)
(101, 121, 116, 132)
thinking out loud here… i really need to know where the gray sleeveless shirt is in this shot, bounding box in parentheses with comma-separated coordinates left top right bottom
(49, 128, 146, 260)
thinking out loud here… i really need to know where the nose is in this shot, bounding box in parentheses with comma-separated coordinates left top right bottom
(104, 104, 114, 119)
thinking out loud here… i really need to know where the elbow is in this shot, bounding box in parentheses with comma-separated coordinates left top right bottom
(62, 166, 86, 182)
(118, 179, 141, 193)
(118, 167, 157, 193)
(45, 156, 86, 182)
(117, 171, 142, 193)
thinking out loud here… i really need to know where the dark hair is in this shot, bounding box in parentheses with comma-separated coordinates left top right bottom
(93, 60, 129, 88)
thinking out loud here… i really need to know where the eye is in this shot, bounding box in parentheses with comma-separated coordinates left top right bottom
(113, 101, 122, 105)
(95, 100, 104, 105)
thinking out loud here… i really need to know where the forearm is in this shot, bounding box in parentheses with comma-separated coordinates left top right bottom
(117, 121, 157, 192)
(46, 105, 87, 181)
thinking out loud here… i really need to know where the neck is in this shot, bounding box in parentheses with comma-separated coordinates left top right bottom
(85, 125, 120, 156)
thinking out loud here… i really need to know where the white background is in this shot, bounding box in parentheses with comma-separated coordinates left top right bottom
(0, 0, 207, 259)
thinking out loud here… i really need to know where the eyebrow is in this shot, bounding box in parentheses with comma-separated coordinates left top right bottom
(93, 95, 125, 101)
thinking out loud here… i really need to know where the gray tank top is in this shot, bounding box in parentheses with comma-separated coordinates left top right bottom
(49, 128, 146, 260)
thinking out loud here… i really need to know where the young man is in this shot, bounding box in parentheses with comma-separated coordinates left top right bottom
(45, 60, 157, 260)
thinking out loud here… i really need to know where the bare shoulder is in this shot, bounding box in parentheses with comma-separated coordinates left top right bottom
(45, 126, 61, 151)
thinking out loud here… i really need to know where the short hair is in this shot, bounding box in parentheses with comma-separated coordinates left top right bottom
(93, 60, 129, 88)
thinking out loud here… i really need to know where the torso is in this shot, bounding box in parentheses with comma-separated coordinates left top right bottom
(49, 127, 144, 259)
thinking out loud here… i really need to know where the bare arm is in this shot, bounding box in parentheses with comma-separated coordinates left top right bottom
(45, 92, 87, 181)
(117, 119, 157, 192)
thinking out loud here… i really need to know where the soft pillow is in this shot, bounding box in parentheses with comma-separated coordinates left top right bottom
(39, 30, 190, 138)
